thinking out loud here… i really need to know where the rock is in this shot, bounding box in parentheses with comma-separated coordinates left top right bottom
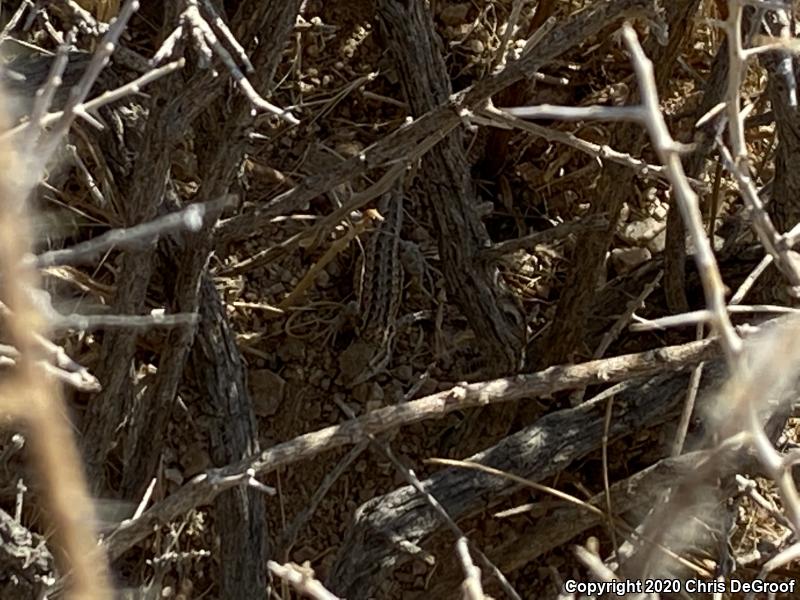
(248, 369, 286, 417)
(646, 229, 667, 254)
(315, 269, 330, 288)
(393, 364, 413, 382)
(419, 377, 439, 396)
(354, 382, 384, 408)
(337, 340, 373, 385)
(278, 338, 306, 362)
(180, 444, 211, 477)
(611, 247, 652, 273)
(353, 382, 371, 404)
(467, 39, 484, 54)
(439, 3, 470, 26)
(621, 216, 663, 245)
(385, 381, 404, 404)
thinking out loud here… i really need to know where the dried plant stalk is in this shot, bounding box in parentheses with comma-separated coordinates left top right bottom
(0, 90, 111, 598)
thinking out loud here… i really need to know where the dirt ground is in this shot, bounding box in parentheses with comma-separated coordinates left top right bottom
(2, 0, 800, 598)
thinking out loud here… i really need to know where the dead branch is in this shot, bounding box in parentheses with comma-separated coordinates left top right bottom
(0, 78, 111, 600)
(102, 330, 730, 561)
(325, 360, 727, 597)
(214, 0, 660, 246)
(0, 506, 54, 599)
(377, 0, 525, 382)
(117, 3, 303, 597)
(533, 0, 703, 367)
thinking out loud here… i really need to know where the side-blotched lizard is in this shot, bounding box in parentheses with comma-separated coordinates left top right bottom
(338, 186, 404, 386)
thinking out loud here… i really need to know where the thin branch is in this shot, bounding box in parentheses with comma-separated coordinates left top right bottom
(268, 562, 341, 600)
(620, 24, 743, 364)
(35, 196, 232, 268)
(630, 304, 800, 331)
(103, 331, 731, 559)
(474, 106, 708, 191)
(481, 214, 609, 261)
(36, 0, 140, 165)
(4, 59, 186, 143)
(51, 311, 198, 333)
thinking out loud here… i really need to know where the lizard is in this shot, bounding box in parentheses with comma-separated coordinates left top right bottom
(338, 185, 405, 387)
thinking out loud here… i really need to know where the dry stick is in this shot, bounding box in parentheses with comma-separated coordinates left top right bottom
(724, 0, 748, 164)
(716, 138, 800, 287)
(278, 441, 369, 557)
(429, 458, 606, 519)
(472, 106, 708, 189)
(736, 474, 792, 530)
(492, 0, 526, 72)
(0, 348, 98, 391)
(630, 303, 800, 331)
(63, 0, 109, 35)
(0, 302, 100, 391)
(0, 93, 110, 599)
(646, 322, 706, 581)
(184, 1, 297, 124)
(214, 0, 660, 245)
(672, 326, 704, 457)
(627, 318, 800, 583)
(742, 344, 800, 537)
(676, 143, 782, 457)
(67, 143, 106, 207)
(0, 504, 54, 594)
(601, 385, 621, 556)
(481, 214, 609, 262)
(505, 46, 742, 362)
(332, 398, 519, 600)
(711, 10, 800, 281)
(574, 544, 619, 587)
(35, 195, 232, 268)
(3, 58, 186, 143)
(622, 23, 742, 364)
(199, 0, 252, 72)
(569, 270, 662, 406)
(719, 0, 800, 554)
(36, 0, 140, 162)
(730, 255, 773, 304)
(613, 23, 758, 584)
(466, 449, 721, 584)
(785, 221, 800, 247)
(752, 543, 800, 600)
(22, 29, 74, 156)
(52, 311, 198, 332)
(152, 0, 297, 125)
(507, 19, 785, 583)
(267, 562, 341, 600)
(144, 3, 302, 594)
(425, 451, 717, 592)
(457, 537, 485, 600)
(596, 270, 662, 358)
(0, 0, 33, 43)
(102, 333, 725, 559)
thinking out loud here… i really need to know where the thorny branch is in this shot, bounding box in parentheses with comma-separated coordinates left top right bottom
(508, 24, 743, 366)
(5, 0, 800, 596)
(103, 330, 735, 559)
(152, 0, 298, 125)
